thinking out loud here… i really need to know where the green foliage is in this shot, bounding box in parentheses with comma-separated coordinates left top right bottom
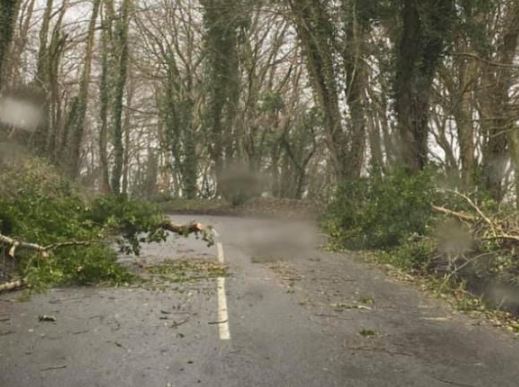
(0, 160, 170, 291)
(259, 92, 284, 113)
(146, 259, 227, 283)
(324, 169, 437, 250)
(88, 195, 168, 255)
(377, 236, 437, 271)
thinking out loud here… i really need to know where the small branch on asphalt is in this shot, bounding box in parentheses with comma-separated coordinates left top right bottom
(208, 319, 228, 325)
(171, 317, 190, 328)
(345, 346, 413, 357)
(40, 364, 67, 372)
(433, 377, 474, 387)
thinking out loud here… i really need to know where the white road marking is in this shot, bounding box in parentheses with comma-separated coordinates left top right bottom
(216, 242, 231, 340)
(217, 277, 231, 340)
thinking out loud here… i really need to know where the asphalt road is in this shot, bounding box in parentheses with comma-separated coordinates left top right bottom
(2, 215, 519, 386)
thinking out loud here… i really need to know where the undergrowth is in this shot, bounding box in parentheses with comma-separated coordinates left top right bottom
(324, 168, 519, 322)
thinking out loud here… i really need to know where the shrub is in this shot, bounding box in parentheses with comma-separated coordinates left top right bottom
(324, 169, 438, 250)
(377, 236, 437, 271)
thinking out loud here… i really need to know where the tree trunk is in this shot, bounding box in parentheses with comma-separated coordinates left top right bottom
(479, 4, 519, 202)
(61, 0, 100, 178)
(288, 0, 344, 179)
(394, 0, 454, 172)
(342, 0, 368, 178)
(98, 1, 114, 193)
(0, 0, 20, 89)
(110, 0, 131, 194)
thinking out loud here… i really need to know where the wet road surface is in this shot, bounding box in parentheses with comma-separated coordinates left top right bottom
(2, 215, 519, 386)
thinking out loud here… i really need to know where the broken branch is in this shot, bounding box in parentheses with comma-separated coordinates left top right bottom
(0, 233, 97, 259)
(432, 205, 476, 222)
(0, 279, 25, 292)
(160, 220, 214, 246)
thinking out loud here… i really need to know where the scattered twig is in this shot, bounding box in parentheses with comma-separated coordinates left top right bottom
(208, 319, 228, 325)
(71, 330, 89, 335)
(38, 315, 57, 322)
(433, 377, 474, 387)
(171, 317, 190, 328)
(41, 364, 67, 372)
(346, 346, 413, 357)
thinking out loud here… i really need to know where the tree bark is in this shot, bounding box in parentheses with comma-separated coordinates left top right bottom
(0, 0, 21, 89)
(61, 0, 100, 178)
(394, 0, 455, 172)
(111, 0, 131, 194)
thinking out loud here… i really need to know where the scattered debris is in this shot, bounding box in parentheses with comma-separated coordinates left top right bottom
(359, 329, 377, 337)
(358, 296, 375, 305)
(331, 303, 372, 311)
(38, 315, 56, 322)
(208, 319, 228, 325)
(41, 364, 67, 372)
(171, 317, 190, 328)
(433, 377, 475, 387)
(420, 317, 450, 322)
(145, 259, 227, 284)
(347, 346, 412, 357)
(71, 330, 89, 335)
(251, 256, 282, 264)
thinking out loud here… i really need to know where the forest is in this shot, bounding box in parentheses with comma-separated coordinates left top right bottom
(1, 0, 519, 314)
(0, 0, 517, 199)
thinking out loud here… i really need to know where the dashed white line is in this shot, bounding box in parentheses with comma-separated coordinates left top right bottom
(216, 242, 231, 340)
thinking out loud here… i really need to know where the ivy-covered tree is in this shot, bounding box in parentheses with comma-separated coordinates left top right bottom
(393, 0, 456, 172)
(0, 0, 20, 89)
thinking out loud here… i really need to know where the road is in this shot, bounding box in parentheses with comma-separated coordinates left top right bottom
(2, 215, 519, 386)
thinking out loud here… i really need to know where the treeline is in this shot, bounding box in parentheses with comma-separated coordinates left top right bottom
(0, 1, 518, 204)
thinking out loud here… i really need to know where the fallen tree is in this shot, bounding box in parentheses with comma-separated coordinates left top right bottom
(0, 219, 213, 293)
(0, 220, 212, 260)
(433, 190, 519, 247)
